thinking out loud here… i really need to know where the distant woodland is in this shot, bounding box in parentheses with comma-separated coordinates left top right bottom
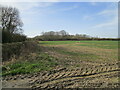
(34, 30, 119, 41)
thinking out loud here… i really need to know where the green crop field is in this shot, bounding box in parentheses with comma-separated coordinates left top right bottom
(3, 41, 118, 75)
(40, 41, 118, 49)
(2, 40, 119, 88)
(40, 41, 118, 66)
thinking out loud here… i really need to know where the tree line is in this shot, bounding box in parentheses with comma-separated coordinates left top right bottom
(34, 30, 119, 41)
(0, 6, 26, 43)
(34, 30, 93, 41)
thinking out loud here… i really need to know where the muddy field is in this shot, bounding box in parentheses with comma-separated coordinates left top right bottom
(2, 41, 120, 89)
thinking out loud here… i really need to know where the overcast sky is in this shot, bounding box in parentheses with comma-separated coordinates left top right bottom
(0, 1, 118, 38)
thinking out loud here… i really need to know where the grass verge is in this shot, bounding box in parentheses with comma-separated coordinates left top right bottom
(2, 53, 58, 76)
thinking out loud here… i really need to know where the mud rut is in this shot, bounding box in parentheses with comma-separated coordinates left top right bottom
(2, 63, 120, 88)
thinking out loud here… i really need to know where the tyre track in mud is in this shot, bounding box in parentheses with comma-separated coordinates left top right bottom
(2, 63, 119, 88)
(33, 70, 119, 89)
(30, 64, 119, 88)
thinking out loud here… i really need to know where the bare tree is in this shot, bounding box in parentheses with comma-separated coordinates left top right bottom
(0, 6, 23, 34)
(59, 30, 69, 36)
(0, 6, 26, 43)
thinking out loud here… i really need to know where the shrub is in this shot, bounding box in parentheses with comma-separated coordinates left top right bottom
(2, 41, 39, 61)
(2, 30, 26, 43)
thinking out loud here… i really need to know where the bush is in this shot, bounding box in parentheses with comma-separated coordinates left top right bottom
(2, 30, 26, 43)
(2, 42, 22, 61)
(2, 41, 39, 61)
